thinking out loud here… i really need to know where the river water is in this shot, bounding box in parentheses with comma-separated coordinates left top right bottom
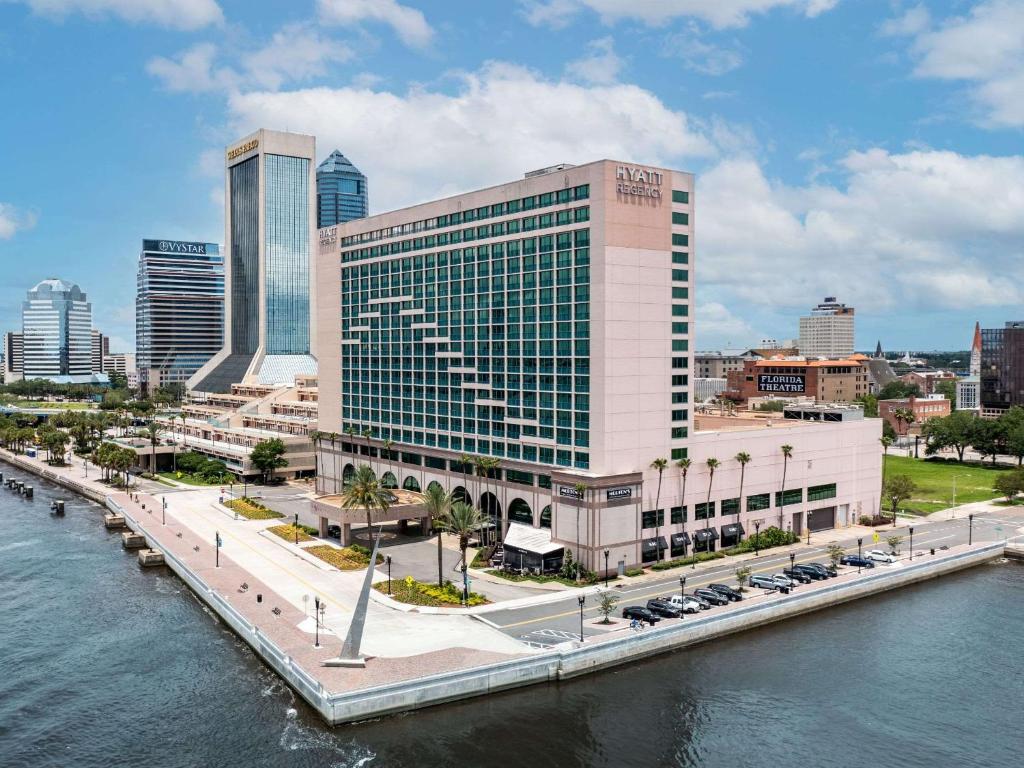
(1, 472, 1021, 768)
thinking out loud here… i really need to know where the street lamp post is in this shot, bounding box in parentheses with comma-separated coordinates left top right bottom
(753, 520, 761, 557)
(806, 525, 811, 546)
(789, 552, 795, 585)
(857, 537, 863, 574)
(909, 526, 914, 561)
(386, 555, 392, 595)
(577, 594, 586, 642)
(314, 596, 321, 648)
(294, 513, 299, 545)
(215, 531, 221, 568)
(162, 496, 166, 526)
(679, 575, 686, 609)
(969, 513, 974, 545)
(604, 549, 610, 588)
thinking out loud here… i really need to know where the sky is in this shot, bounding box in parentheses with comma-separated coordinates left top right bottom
(1, 0, 1022, 354)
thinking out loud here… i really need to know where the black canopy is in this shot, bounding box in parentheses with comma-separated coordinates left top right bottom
(692, 527, 719, 543)
(641, 536, 667, 554)
(721, 523, 745, 537)
(671, 532, 691, 546)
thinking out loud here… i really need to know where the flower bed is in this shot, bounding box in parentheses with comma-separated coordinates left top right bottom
(375, 575, 488, 607)
(267, 523, 315, 543)
(224, 497, 282, 520)
(306, 544, 384, 570)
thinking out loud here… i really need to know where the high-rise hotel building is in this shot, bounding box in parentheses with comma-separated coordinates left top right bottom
(189, 129, 317, 393)
(316, 161, 881, 572)
(137, 239, 224, 392)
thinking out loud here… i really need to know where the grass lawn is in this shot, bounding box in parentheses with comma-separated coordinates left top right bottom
(159, 471, 224, 487)
(267, 523, 315, 543)
(374, 576, 488, 607)
(306, 544, 384, 570)
(224, 497, 283, 520)
(884, 455, 1008, 513)
(18, 401, 93, 410)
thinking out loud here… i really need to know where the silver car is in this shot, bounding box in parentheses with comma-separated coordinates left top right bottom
(750, 574, 778, 590)
(771, 573, 795, 588)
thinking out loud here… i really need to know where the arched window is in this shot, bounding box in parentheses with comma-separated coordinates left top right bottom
(540, 505, 552, 528)
(381, 471, 398, 489)
(452, 485, 472, 505)
(427, 480, 444, 495)
(403, 476, 421, 492)
(342, 464, 355, 484)
(508, 498, 533, 525)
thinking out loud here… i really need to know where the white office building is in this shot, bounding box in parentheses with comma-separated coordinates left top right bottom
(798, 297, 855, 358)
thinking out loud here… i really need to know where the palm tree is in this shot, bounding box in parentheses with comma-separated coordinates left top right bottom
(440, 501, 486, 602)
(145, 422, 162, 475)
(779, 444, 793, 529)
(383, 439, 394, 487)
(339, 464, 391, 547)
(573, 481, 588, 582)
(705, 457, 720, 508)
(481, 456, 502, 542)
(459, 452, 472, 503)
(734, 451, 751, 526)
(649, 457, 668, 563)
(362, 427, 373, 473)
(345, 426, 357, 469)
(676, 457, 692, 534)
(880, 435, 893, 456)
(423, 483, 453, 587)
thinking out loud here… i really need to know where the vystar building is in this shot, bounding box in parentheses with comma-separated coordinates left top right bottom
(314, 160, 882, 573)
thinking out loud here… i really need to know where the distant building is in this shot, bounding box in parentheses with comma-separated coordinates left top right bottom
(136, 238, 224, 393)
(957, 377, 980, 412)
(3, 331, 23, 382)
(694, 350, 750, 379)
(980, 321, 1024, 418)
(22, 279, 106, 383)
(316, 149, 368, 228)
(694, 377, 728, 403)
(900, 369, 956, 396)
(878, 395, 950, 436)
(103, 352, 136, 378)
(727, 357, 870, 404)
(91, 330, 108, 374)
(798, 297, 855, 358)
(970, 321, 981, 377)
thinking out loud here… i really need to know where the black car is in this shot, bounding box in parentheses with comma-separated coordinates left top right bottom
(807, 561, 839, 577)
(326, 525, 341, 539)
(646, 599, 682, 619)
(840, 555, 875, 568)
(622, 606, 660, 624)
(792, 564, 827, 580)
(693, 587, 728, 606)
(708, 583, 743, 602)
(686, 593, 712, 610)
(782, 568, 812, 584)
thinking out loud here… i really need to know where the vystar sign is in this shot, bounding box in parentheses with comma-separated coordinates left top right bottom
(758, 373, 806, 393)
(144, 240, 207, 255)
(616, 165, 663, 199)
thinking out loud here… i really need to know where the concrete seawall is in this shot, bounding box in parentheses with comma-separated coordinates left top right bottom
(0, 452, 107, 504)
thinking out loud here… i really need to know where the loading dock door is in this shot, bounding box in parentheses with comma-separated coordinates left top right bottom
(807, 506, 836, 532)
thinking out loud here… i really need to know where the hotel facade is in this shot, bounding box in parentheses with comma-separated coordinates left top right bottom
(314, 160, 881, 573)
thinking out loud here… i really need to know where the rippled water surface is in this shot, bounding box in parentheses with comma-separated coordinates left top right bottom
(1, 470, 1021, 767)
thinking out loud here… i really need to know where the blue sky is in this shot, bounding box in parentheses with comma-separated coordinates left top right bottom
(1, 0, 1022, 354)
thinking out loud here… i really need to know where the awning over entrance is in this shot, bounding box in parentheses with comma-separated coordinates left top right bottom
(642, 536, 668, 554)
(692, 527, 718, 543)
(671, 532, 691, 547)
(721, 523, 744, 538)
(503, 522, 564, 555)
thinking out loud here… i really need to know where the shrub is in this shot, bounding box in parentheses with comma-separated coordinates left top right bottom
(224, 497, 282, 520)
(375, 575, 487, 607)
(306, 544, 384, 570)
(625, 568, 644, 577)
(267, 524, 314, 543)
(859, 515, 874, 526)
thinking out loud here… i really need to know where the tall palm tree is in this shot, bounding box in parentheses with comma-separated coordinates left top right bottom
(440, 501, 486, 602)
(459, 452, 472, 504)
(676, 457, 692, 534)
(734, 451, 751, 527)
(705, 457, 720, 508)
(482, 456, 502, 542)
(779, 444, 793, 529)
(880, 435, 892, 493)
(345, 426, 357, 471)
(649, 457, 668, 563)
(423, 483, 453, 587)
(362, 427, 373, 473)
(145, 422, 162, 475)
(383, 439, 394, 487)
(339, 464, 391, 547)
(573, 481, 588, 582)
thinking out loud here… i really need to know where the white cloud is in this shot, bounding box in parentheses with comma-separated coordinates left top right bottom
(521, 0, 839, 30)
(0, 203, 37, 239)
(879, 4, 930, 37)
(6, 0, 222, 30)
(565, 36, 623, 84)
(242, 23, 353, 90)
(697, 302, 759, 347)
(317, 0, 433, 49)
(698, 149, 1024, 316)
(225, 61, 716, 212)
(146, 43, 237, 93)
(897, 0, 1024, 128)
(663, 24, 744, 75)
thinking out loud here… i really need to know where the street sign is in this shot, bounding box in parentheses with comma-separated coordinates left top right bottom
(872, 532, 879, 543)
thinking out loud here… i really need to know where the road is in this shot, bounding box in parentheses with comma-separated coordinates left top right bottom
(489, 507, 1024, 647)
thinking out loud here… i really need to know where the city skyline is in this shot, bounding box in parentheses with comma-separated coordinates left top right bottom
(1, 1, 1021, 352)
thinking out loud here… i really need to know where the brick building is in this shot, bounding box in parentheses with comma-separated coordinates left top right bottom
(726, 358, 870, 404)
(878, 395, 950, 436)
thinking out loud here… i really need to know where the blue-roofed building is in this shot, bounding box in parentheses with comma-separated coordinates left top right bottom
(316, 149, 368, 228)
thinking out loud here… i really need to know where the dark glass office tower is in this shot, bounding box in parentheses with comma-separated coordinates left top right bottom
(316, 150, 368, 227)
(980, 322, 1024, 416)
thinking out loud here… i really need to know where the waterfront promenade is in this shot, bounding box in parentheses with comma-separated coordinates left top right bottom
(2, 447, 1021, 725)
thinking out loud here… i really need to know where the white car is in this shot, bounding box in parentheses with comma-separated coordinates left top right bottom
(866, 549, 898, 563)
(771, 574, 795, 588)
(667, 594, 703, 614)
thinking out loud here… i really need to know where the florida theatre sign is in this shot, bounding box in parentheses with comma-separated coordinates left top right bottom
(758, 373, 806, 393)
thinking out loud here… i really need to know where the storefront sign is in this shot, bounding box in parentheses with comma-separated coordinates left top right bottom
(758, 373, 806, 393)
(144, 239, 207, 255)
(227, 138, 259, 161)
(616, 165, 663, 199)
(606, 487, 632, 500)
(558, 486, 583, 499)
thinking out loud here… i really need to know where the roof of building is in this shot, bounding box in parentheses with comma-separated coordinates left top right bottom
(753, 358, 862, 368)
(317, 149, 364, 176)
(972, 321, 982, 352)
(745, 347, 799, 358)
(30, 278, 80, 294)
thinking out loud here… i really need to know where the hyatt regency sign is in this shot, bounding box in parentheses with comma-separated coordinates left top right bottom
(616, 165, 663, 199)
(758, 373, 805, 393)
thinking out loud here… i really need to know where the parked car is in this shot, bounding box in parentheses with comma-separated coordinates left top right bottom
(782, 568, 812, 584)
(666, 594, 704, 613)
(682, 593, 712, 610)
(771, 574, 795, 588)
(708, 583, 743, 602)
(326, 525, 341, 539)
(867, 549, 898, 563)
(694, 588, 729, 606)
(622, 606, 660, 624)
(646, 599, 683, 619)
(750, 574, 778, 590)
(795, 563, 831, 579)
(840, 554, 875, 568)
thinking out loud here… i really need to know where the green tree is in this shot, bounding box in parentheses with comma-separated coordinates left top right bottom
(675, 457, 692, 533)
(423, 482, 453, 587)
(340, 464, 392, 546)
(826, 542, 844, 570)
(734, 451, 751, 525)
(886, 534, 903, 554)
(923, 410, 978, 462)
(705, 457, 720, 512)
(879, 381, 921, 400)
(883, 474, 916, 521)
(934, 378, 957, 410)
(649, 457, 668, 563)
(994, 471, 1023, 503)
(250, 438, 288, 483)
(144, 421, 162, 475)
(856, 393, 879, 418)
(597, 592, 618, 624)
(971, 418, 1006, 465)
(734, 565, 751, 590)
(440, 501, 486, 602)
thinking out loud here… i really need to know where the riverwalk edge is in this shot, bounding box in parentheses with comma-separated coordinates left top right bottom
(1, 451, 1009, 726)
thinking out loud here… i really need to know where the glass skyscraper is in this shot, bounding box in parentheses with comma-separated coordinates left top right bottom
(316, 150, 368, 228)
(21, 278, 94, 382)
(136, 239, 224, 392)
(190, 129, 317, 394)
